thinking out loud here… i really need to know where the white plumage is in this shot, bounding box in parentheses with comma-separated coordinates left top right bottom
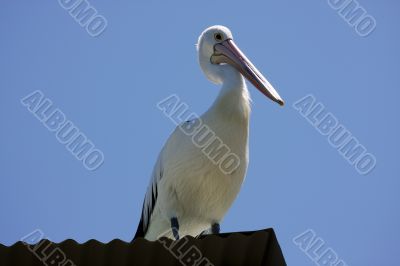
(134, 25, 283, 241)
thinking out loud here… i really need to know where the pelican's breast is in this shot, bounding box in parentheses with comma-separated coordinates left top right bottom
(159, 112, 249, 222)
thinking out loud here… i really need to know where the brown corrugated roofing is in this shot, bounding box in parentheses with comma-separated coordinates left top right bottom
(0, 228, 286, 266)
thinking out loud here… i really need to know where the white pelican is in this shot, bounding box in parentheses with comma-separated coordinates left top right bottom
(134, 25, 284, 241)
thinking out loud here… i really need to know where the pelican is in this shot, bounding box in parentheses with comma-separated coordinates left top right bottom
(134, 25, 284, 241)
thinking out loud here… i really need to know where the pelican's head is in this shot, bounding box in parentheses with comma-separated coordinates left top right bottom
(197, 25, 284, 106)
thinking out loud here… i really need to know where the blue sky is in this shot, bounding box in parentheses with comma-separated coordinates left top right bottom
(1, 1, 399, 265)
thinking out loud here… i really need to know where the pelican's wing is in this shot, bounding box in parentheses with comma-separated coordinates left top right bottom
(133, 148, 164, 240)
(133, 119, 197, 240)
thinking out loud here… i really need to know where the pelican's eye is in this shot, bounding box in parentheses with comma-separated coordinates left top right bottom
(214, 33, 223, 42)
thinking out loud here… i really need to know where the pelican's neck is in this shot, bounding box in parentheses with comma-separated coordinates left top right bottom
(206, 65, 251, 121)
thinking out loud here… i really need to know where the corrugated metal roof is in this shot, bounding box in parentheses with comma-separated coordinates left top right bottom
(0, 228, 286, 266)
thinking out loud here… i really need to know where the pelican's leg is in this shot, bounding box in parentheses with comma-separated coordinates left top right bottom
(171, 217, 180, 240)
(211, 223, 220, 234)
